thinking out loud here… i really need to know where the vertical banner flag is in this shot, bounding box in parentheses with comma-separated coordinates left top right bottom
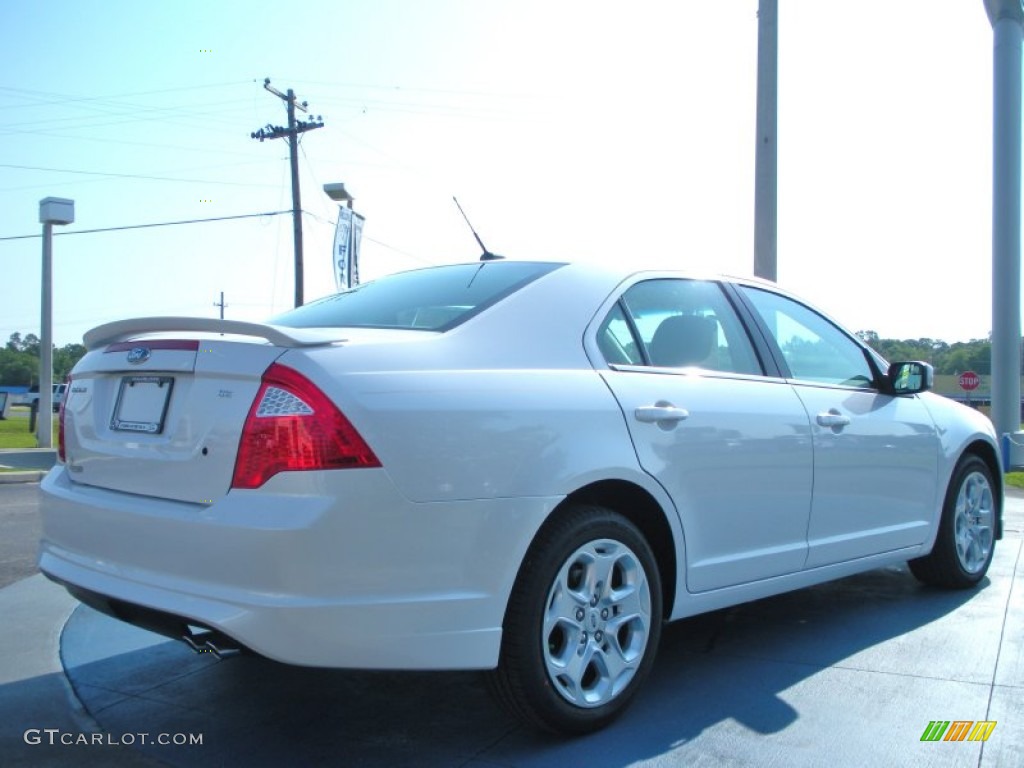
(333, 206, 354, 291)
(332, 207, 366, 291)
(350, 212, 364, 287)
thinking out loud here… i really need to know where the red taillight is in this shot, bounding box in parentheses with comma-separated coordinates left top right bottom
(58, 375, 70, 463)
(230, 363, 380, 490)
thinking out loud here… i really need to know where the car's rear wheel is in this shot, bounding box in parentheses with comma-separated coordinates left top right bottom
(909, 455, 997, 589)
(489, 504, 662, 735)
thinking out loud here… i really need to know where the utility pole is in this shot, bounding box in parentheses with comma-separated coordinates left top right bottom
(213, 291, 227, 319)
(251, 78, 324, 307)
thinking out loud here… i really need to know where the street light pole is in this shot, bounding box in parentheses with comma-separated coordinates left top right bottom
(38, 197, 74, 449)
(40, 220, 53, 444)
(324, 182, 354, 209)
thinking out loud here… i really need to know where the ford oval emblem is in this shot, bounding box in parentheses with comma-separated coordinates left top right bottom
(126, 347, 151, 365)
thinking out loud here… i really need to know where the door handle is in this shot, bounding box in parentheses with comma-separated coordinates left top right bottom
(816, 409, 851, 429)
(635, 404, 690, 425)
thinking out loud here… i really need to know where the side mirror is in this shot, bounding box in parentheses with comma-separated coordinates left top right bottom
(887, 361, 933, 395)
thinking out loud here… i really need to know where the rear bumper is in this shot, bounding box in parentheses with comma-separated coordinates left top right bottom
(39, 466, 557, 669)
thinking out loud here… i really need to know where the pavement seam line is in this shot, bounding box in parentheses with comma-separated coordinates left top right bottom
(56, 601, 106, 735)
(81, 660, 228, 716)
(454, 721, 524, 768)
(978, 534, 1023, 767)
(698, 650, 1005, 687)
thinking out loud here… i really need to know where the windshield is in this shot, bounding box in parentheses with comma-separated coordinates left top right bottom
(270, 261, 564, 331)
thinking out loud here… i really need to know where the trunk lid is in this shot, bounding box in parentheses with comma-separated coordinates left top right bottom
(61, 318, 346, 504)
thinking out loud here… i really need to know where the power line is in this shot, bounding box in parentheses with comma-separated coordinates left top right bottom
(0, 81, 251, 111)
(0, 79, 548, 136)
(0, 91, 265, 140)
(285, 77, 543, 100)
(363, 235, 431, 265)
(0, 97, 258, 131)
(0, 210, 291, 242)
(0, 207, 430, 271)
(0, 89, 258, 138)
(0, 162, 279, 188)
(298, 140, 338, 225)
(1, 129, 267, 160)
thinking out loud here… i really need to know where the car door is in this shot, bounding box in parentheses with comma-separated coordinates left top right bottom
(595, 278, 814, 593)
(738, 286, 941, 568)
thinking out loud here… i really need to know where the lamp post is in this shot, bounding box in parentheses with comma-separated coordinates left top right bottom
(323, 182, 353, 208)
(38, 197, 74, 448)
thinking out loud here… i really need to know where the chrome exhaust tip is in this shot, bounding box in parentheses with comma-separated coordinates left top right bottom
(182, 630, 243, 659)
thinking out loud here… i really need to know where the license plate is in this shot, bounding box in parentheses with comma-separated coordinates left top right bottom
(110, 376, 174, 434)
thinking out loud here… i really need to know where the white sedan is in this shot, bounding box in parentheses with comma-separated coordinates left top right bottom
(39, 260, 1003, 735)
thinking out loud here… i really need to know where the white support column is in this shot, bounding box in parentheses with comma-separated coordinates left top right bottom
(37, 197, 74, 449)
(754, 0, 779, 282)
(985, 0, 1024, 449)
(39, 221, 53, 447)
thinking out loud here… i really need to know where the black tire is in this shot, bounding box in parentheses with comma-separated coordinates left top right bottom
(489, 504, 663, 735)
(908, 455, 998, 589)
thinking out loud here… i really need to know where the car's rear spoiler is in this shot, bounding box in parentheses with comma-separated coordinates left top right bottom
(83, 317, 346, 351)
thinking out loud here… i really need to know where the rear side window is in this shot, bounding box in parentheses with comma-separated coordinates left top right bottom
(599, 279, 763, 375)
(270, 262, 564, 331)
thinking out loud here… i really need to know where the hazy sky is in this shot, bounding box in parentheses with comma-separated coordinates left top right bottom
(0, 1, 1002, 347)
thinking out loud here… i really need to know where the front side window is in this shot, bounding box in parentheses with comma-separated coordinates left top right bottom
(270, 261, 564, 331)
(599, 279, 762, 375)
(741, 287, 875, 388)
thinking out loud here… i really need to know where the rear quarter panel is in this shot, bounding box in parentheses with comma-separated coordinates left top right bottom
(277, 262, 659, 504)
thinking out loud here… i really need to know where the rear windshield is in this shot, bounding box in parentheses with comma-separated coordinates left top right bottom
(270, 261, 564, 331)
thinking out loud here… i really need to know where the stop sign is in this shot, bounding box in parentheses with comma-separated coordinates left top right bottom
(959, 371, 980, 391)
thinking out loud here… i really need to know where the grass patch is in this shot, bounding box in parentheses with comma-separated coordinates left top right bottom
(1005, 472, 1024, 490)
(0, 413, 58, 449)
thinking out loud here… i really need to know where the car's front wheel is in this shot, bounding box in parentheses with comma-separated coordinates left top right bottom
(909, 454, 997, 589)
(489, 504, 662, 735)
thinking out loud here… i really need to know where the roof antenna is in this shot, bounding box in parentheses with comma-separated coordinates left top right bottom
(452, 197, 504, 261)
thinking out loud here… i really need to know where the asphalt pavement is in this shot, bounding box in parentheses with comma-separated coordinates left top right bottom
(0, 477, 1021, 767)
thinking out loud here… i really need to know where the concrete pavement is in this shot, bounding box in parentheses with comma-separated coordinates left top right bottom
(0, 488, 1021, 766)
(0, 449, 56, 485)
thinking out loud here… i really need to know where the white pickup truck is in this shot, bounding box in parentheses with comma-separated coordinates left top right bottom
(17, 384, 66, 412)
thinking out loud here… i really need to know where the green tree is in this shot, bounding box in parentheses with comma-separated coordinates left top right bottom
(21, 334, 41, 356)
(0, 334, 87, 386)
(0, 348, 36, 386)
(939, 339, 991, 375)
(54, 343, 87, 381)
(858, 331, 997, 375)
(6, 332, 40, 355)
